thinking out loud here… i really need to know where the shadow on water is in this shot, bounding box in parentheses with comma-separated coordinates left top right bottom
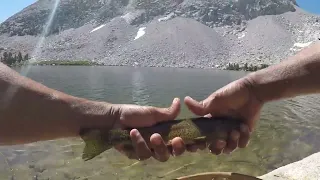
(1, 66, 320, 179)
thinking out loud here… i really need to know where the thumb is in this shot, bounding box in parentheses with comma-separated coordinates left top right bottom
(152, 97, 181, 124)
(184, 96, 212, 116)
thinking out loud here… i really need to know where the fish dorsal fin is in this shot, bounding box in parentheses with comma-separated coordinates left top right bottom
(80, 129, 113, 161)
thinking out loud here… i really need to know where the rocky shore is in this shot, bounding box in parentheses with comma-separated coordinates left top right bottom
(259, 152, 320, 180)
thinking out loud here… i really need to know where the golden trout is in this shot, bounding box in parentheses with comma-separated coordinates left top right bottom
(79, 116, 242, 161)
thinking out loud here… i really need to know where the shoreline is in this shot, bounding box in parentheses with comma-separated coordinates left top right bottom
(9, 60, 270, 72)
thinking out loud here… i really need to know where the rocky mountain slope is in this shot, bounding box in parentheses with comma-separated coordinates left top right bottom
(0, 0, 319, 69)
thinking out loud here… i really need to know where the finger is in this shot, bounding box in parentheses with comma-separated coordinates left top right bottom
(184, 96, 211, 116)
(208, 140, 226, 155)
(246, 103, 262, 132)
(171, 137, 185, 156)
(150, 133, 170, 162)
(184, 96, 222, 117)
(223, 130, 240, 154)
(151, 98, 181, 124)
(238, 124, 250, 148)
(130, 129, 152, 160)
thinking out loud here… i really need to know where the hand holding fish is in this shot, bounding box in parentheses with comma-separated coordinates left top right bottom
(108, 98, 183, 162)
(179, 42, 320, 156)
(79, 98, 246, 162)
(183, 77, 262, 155)
(81, 78, 261, 161)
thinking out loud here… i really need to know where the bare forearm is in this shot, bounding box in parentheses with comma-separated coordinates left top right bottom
(246, 42, 320, 103)
(0, 63, 115, 145)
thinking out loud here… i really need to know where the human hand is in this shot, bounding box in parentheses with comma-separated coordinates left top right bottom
(110, 98, 187, 162)
(181, 77, 264, 155)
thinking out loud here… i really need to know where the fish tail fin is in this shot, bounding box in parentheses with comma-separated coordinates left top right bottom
(79, 129, 113, 161)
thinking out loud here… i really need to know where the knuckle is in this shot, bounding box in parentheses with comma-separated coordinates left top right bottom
(136, 139, 146, 147)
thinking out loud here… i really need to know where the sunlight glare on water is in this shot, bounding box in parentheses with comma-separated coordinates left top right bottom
(22, 0, 61, 75)
(0, 0, 61, 111)
(131, 68, 150, 106)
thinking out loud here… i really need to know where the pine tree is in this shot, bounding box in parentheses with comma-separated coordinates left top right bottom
(24, 54, 29, 61)
(7, 52, 16, 65)
(3, 52, 8, 65)
(18, 52, 23, 63)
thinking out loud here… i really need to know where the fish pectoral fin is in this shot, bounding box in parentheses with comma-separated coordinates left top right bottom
(80, 129, 113, 161)
(82, 139, 112, 161)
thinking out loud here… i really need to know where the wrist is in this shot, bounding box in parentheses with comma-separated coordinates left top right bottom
(67, 98, 119, 136)
(236, 74, 266, 105)
(243, 66, 292, 104)
(243, 42, 320, 103)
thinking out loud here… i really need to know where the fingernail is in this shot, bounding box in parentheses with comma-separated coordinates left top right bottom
(153, 134, 162, 146)
(130, 129, 139, 136)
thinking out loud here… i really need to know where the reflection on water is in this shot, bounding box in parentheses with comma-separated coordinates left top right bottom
(1, 66, 320, 179)
(131, 69, 150, 106)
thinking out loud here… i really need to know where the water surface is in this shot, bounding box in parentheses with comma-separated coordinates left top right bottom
(1, 66, 320, 180)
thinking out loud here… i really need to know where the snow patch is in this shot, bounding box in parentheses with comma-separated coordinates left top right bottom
(90, 24, 106, 33)
(134, 27, 146, 40)
(290, 41, 313, 52)
(293, 42, 313, 48)
(238, 32, 246, 39)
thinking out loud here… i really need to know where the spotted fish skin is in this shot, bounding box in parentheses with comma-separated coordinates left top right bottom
(79, 116, 242, 161)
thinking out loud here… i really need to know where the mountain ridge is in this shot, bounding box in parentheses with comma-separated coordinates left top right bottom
(0, 0, 319, 70)
(0, 0, 299, 36)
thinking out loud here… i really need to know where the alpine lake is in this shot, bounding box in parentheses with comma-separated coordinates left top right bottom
(1, 65, 320, 180)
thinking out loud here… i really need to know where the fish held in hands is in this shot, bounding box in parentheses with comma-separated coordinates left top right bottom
(79, 116, 242, 161)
